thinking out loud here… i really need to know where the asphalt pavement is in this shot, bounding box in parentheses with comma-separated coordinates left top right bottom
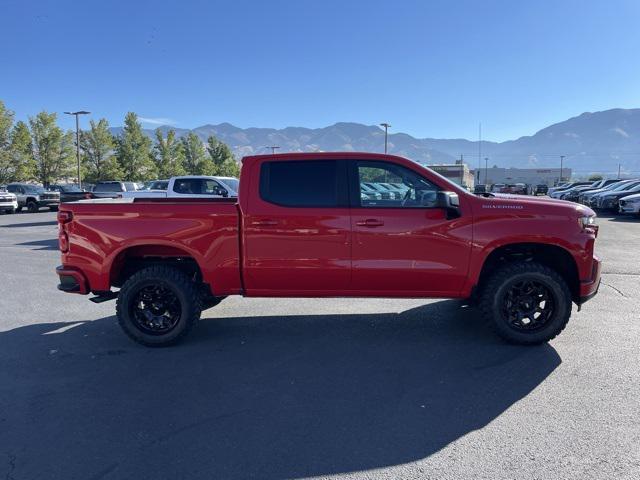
(0, 210, 638, 480)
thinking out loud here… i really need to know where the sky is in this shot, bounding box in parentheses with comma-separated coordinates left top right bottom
(2, 0, 640, 141)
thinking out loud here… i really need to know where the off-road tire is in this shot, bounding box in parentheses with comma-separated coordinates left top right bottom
(27, 201, 38, 213)
(479, 262, 572, 345)
(16, 206, 22, 213)
(116, 265, 202, 347)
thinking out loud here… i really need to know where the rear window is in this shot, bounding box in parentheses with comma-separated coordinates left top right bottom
(259, 160, 341, 207)
(94, 183, 123, 192)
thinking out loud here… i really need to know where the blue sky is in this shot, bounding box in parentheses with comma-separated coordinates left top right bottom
(2, 0, 640, 141)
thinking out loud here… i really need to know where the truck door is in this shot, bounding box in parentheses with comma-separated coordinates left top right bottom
(349, 160, 472, 296)
(243, 159, 352, 294)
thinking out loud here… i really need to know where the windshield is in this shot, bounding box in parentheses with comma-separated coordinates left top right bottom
(94, 183, 123, 192)
(24, 185, 45, 194)
(219, 178, 239, 192)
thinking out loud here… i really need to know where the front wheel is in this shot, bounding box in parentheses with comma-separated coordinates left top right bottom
(479, 262, 572, 345)
(116, 265, 202, 347)
(27, 201, 38, 213)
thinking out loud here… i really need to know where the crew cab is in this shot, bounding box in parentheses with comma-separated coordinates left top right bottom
(55, 152, 601, 347)
(120, 176, 238, 199)
(7, 183, 60, 212)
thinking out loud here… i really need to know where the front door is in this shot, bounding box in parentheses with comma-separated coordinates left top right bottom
(349, 160, 472, 296)
(243, 159, 352, 294)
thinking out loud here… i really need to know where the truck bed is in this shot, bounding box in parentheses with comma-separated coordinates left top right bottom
(60, 198, 242, 294)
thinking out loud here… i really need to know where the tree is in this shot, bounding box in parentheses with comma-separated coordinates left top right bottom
(206, 135, 239, 176)
(0, 100, 15, 184)
(181, 132, 213, 175)
(29, 111, 74, 186)
(115, 112, 155, 181)
(81, 118, 122, 182)
(154, 129, 186, 178)
(588, 174, 603, 181)
(10, 121, 36, 182)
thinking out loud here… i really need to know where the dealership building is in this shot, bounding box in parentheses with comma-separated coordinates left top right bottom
(474, 167, 572, 186)
(424, 161, 475, 189)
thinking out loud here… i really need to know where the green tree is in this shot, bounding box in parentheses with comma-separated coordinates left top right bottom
(81, 118, 122, 182)
(588, 174, 603, 181)
(10, 121, 37, 181)
(206, 135, 239, 176)
(0, 100, 15, 184)
(181, 132, 213, 175)
(115, 112, 155, 181)
(154, 129, 186, 178)
(29, 111, 74, 186)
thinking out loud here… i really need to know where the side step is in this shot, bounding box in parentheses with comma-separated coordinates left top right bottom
(89, 291, 119, 303)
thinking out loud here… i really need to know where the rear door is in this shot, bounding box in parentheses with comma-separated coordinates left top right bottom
(243, 159, 351, 294)
(349, 160, 472, 296)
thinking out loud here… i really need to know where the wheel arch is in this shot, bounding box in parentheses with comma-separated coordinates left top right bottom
(108, 244, 209, 293)
(476, 242, 580, 302)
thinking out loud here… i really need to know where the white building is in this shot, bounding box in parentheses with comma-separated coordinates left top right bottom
(475, 167, 572, 186)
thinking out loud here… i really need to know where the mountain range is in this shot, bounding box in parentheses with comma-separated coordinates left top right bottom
(111, 108, 640, 174)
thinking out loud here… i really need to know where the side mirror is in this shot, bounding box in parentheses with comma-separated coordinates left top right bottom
(436, 191, 460, 218)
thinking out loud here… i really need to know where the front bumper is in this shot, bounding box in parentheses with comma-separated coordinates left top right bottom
(0, 200, 18, 210)
(38, 199, 60, 207)
(56, 265, 89, 294)
(579, 255, 601, 305)
(619, 201, 640, 214)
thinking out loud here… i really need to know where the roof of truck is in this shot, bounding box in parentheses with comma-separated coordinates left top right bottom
(242, 152, 410, 164)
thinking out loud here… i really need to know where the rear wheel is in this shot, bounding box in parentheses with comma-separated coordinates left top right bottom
(27, 201, 38, 213)
(16, 206, 22, 213)
(479, 262, 572, 344)
(116, 265, 202, 347)
(49, 205, 59, 212)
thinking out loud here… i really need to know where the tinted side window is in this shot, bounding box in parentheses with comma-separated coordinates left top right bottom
(173, 179, 201, 194)
(356, 161, 439, 208)
(95, 183, 123, 192)
(260, 160, 343, 207)
(7, 185, 17, 193)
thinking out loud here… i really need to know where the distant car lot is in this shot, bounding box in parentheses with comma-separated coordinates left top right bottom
(0, 210, 639, 479)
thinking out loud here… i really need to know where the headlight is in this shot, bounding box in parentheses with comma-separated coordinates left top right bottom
(578, 215, 598, 234)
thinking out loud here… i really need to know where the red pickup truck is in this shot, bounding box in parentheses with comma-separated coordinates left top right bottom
(56, 152, 601, 347)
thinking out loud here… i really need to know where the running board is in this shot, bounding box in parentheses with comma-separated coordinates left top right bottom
(89, 291, 118, 303)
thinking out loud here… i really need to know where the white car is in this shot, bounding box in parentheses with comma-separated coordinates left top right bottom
(121, 176, 238, 199)
(0, 190, 18, 214)
(619, 193, 640, 215)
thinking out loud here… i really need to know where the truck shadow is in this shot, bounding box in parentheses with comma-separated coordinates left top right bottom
(0, 300, 560, 479)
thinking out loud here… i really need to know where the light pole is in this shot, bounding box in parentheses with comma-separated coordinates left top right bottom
(64, 110, 90, 189)
(269, 146, 280, 154)
(559, 155, 565, 185)
(379, 123, 391, 154)
(484, 157, 489, 185)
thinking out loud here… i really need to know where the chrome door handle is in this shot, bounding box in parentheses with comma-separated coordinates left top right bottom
(356, 219, 384, 227)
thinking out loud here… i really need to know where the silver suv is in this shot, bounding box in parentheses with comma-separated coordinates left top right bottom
(6, 183, 60, 213)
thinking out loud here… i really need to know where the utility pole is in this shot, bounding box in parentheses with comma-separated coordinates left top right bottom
(379, 123, 391, 154)
(478, 122, 482, 180)
(559, 155, 565, 185)
(64, 110, 90, 189)
(269, 146, 280, 154)
(460, 154, 464, 186)
(618, 163, 621, 179)
(484, 157, 489, 185)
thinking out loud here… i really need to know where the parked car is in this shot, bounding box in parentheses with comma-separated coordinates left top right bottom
(579, 179, 630, 206)
(474, 184, 489, 194)
(144, 180, 169, 191)
(6, 183, 60, 212)
(56, 152, 601, 348)
(594, 181, 640, 211)
(120, 176, 238, 199)
(0, 189, 18, 214)
(562, 179, 622, 202)
(548, 181, 591, 198)
(48, 184, 95, 203)
(498, 183, 529, 195)
(550, 181, 596, 199)
(491, 183, 505, 193)
(618, 193, 640, 216)
(92, 181, 140, 199)
(534, 184, 548, 195)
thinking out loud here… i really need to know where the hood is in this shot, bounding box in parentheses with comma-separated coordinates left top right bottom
(477, 193, 595, 217)
(621, 192, 640, 201)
